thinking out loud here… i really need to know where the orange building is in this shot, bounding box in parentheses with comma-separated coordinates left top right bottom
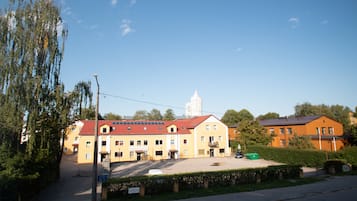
(259, 115, 344, 152)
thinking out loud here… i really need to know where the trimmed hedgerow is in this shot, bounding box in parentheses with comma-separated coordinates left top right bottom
(104, 165, 301, 199)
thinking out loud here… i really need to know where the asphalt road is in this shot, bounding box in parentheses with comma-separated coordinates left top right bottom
(175, 175, 357, 201)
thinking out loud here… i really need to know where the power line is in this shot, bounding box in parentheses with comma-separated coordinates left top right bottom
(100, 92, 224, 116)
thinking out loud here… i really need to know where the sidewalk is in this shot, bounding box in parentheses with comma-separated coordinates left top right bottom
(35, 154, 102, 201)
(175, 175, 357, 201)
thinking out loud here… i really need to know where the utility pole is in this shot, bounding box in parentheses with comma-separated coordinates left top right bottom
(92, 74, 99, 201)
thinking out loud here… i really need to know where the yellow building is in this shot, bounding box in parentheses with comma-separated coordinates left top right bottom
(66, 115, 230, 164)
(63, 121, 84, 155)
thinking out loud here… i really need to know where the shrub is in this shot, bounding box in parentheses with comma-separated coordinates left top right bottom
(324, 159, 348, 174)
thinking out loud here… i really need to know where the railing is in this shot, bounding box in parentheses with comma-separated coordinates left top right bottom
(208, 141, 219, 147)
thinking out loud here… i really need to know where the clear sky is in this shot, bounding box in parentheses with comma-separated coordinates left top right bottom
(54, 0, 357, 118)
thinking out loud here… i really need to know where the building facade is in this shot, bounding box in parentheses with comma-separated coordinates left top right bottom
(259, 115, 344, 152)
(64, 115, 230, 164)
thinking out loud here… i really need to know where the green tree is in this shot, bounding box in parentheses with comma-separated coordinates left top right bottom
(0, 0, 73, 199)
(104, 112, 122, 120)
(237, 109, 254, 122)
(288, 134, 315, 149)
(148, 108, 163, 120)
(73, 81, 93, 118)
(221, 109, 240, 127)
(163, 109, 175, 120)
(237, 120, 273, 150)
(257, 112, 280, 120)
(348, 125, 357, 146)
(133, 110, 149, 120)
(295, 102, 351, 133)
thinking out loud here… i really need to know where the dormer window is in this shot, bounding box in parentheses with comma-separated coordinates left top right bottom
(170, 127, 175, 132)
(102, 128, 107, 133)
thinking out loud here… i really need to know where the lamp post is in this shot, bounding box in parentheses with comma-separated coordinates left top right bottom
(92, 74, 99, 201)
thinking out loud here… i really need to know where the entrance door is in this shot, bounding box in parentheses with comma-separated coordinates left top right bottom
(209, 149, 214, 157)
(137, 153, 141, 161)
(170, 151, 176, 159)
(101, 153, 107, 162)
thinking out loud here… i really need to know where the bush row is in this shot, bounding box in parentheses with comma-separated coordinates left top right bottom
(246, 145, 357, 168)
(103, 165, 302, 199)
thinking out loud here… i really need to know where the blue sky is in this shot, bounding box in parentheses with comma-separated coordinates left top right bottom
(54, 0, 357, 118)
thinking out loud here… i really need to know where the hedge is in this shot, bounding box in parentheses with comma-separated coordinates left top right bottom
(246, 145, 357, 168)
(102, 165, 302, 200)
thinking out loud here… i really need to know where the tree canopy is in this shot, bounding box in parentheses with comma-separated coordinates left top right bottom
(221, 109, 254, 127)
(295, 102, 351, 132)
(0, 1, 92, 199)
(236, 120, 273, 150)
(256, 112, 280, 120)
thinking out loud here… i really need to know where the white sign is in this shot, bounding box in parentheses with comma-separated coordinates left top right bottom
(128, 187, 140, 194)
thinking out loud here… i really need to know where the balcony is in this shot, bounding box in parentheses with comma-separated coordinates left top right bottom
(208, 141, 219, 147)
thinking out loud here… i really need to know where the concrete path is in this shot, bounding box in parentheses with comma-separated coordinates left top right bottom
(34, 154, 102, 201)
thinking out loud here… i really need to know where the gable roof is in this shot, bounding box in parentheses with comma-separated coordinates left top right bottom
(259, 115, 322, 126)
(79, 115, 214, 136)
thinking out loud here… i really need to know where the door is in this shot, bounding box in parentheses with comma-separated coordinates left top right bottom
(137, 153, 141, 161)
(209, 149, 214, 157)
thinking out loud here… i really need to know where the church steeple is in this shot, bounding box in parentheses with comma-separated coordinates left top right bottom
(185, 90, 202, 118)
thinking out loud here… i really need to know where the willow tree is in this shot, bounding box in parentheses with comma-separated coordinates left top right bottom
(0, 0, 68, 183)
(73, 81, 93, 118)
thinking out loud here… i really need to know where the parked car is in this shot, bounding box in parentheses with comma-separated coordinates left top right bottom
(235, 151, 244, 158)
(147, 169, 163, 175)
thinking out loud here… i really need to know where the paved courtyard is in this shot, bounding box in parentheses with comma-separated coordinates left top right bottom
(111, 157, 318, 178)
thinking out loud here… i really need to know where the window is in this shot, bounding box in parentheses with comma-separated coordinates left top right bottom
(198, 149, 205, 155)
(170, 139, 175, 145)
(269, 128, 275, 134)
(115, 140, 124, 146)
(170, 127, 175, 132)
(86, 141, 91, 148)
(280, 128, 285, 134)
(316, 127, 320, 135)
(74, 136, 79, 142)
(85, 153, 91, 160)
(144, 140, 148, 146)
(183, 139, 188, 144)
(322, 127, 326, 135)
(219, 149, 225, 153)
(213, 125, 217, 130)
(102, 127, 107, 133)
(206, 125, 210, 131)
(155, 151, 163, 156)
(287, 128, 292, 135)
(115, 152, 123, 157)
(137, 140, 141, 146)
(130, 140, 134, 146)
(200, 136, 204, 143)
(129, 151, 134, 158)
(328, 127, 334, 135)
(280, 140, 286, 147)
(102, 141, 106, 146)
(218, 136, 222, 141)
(155, 140, 163, 145)
(209, 136, 214, 143)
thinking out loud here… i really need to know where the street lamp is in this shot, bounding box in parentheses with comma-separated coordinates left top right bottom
(92, 74, 99, 201)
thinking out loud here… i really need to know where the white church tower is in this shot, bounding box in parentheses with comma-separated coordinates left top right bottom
(185, 90, 202, 118)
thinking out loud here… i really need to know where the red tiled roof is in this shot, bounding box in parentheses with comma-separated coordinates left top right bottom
(79, 115, 213, 136)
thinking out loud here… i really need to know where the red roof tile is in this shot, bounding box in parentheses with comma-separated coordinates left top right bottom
(79, 115, 214, 136)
